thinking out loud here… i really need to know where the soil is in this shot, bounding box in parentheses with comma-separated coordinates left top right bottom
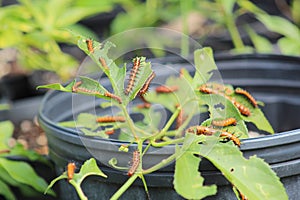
(12, 117, 48, 155)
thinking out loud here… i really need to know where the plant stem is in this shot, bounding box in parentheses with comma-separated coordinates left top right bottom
(151, 137, 184, 147)
(223, 11, 244, 49)
(70, 182, 88, 200)
(149, 106, 181, 140)
(180, 0, 189, 56)
(121, 105, 138, 140)
(142, 153, 177, 174)
(110, 174, 138, 200)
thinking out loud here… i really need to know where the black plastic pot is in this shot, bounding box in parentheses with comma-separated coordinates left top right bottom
(38, 54, 300, 199)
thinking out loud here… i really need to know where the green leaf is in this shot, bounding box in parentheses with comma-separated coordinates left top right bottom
(0, 179, 15, 200)
(278, 37, 300, 56)
(76, 113, 98, 130)
(77, 35, 126, 98)
(72, 158, 107, 184)
(0, 158, 54, 196)
(230, 89, 274, 134)
(256, 13, 300, 40)
(193, 47, 218, 87)
(245, 25, 273, 53)
(81, 128, 109, 139)
(197, 141, 288, 200)
(125, 57, 154, 102)
(0, 121, 14, 150)
(37, 80, 76, 91)
(45, 158, 107, 199)
(174, 134, 217, 199)
(200, 94, 248, 138)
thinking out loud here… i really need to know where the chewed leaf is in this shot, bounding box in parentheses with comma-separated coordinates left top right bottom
(124, 57, 153, 102)
(200, 94, 248, 138)
(45, 158, 106, 198)
(230, 91, 274, 134)
(174, 134, 217, 199)
(197, 141, 288, 200)
(77, 35, 126, 98)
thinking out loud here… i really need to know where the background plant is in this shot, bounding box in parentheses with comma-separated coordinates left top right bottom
(39, 34, 287, 199)
(0, 120, 54, 200)
(0, 0, 123, 80)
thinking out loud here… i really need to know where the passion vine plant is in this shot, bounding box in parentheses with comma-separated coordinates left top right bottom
(40, 34, 287, 200)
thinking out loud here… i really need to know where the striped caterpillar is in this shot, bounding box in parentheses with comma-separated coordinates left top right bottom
(86, 39, 94, 53)
(212, 117, 237, 127)
(104, 91, 122, 104)
(139, 72, 156, 96)
(235, 88, 258, 108)
(155, 85, 179, 93)
(205, 82, 233, 95)
(125, 57, 142, 95)
(72, 81, 101, 95)
(128, 150, 140, 176)
(67, 162, 76, 181)
(199, 84, 251, 116)
(187, 126, 241, 146)
(96, 116, 126, 123)
(175, 104, 184, 129)
(99, 57, 109, 70)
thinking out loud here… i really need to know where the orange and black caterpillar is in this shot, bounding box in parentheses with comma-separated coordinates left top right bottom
(104, 91, 122, 104)
(72, 81, 101, 95)
(96, 116, 126, 123)
(155, 85, 179, 93)
(128, 150, 140, 176)
(212, 117, 237, 127)
(86, 39, 94, 53)
(139, 72, 156, 96)
(199, 84, 251, 116)
(235, 88, 258, 108)
(67, 162, 76, 181)
(99, 57, 109, 70)
(229, 97, 251, 116)
(187, 126, 241, 146)
(125, 57, 142, 95)
(206, 82, 233, 95)
(175, 104, 185, 129)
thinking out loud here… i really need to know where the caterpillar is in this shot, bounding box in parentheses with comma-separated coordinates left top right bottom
(212, 117, 237, 127)
(96, 116, 126, 123)
(198, 84, 217, 94)
(86, 39, 94, 53)
(99, 57, 109, 70)
(105, 129, 115, 135)
(137, 95, 151, 109)
(125, 57, 142, 95)
(104, 91, 122, 104)
(207, 82, 233, 95)
(72, 81, 82, 93)
(155, 85, 179, 93)
(139, 72, 155, 95)
(235, 88, 257, 108)
(186, 126, 241, 146)
(230, 98, 251, 116)
(175, 104, 183, 129)
(219, 131, 241, 147)
(128, 150, 140, 176)
(72, 81, 101, 95)
(199, 84, 251, 116)
(67, 162, 76, 181)
(0, 149, 10, 154)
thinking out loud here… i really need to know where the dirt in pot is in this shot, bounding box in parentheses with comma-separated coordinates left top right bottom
(12, 117, 48, 155)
